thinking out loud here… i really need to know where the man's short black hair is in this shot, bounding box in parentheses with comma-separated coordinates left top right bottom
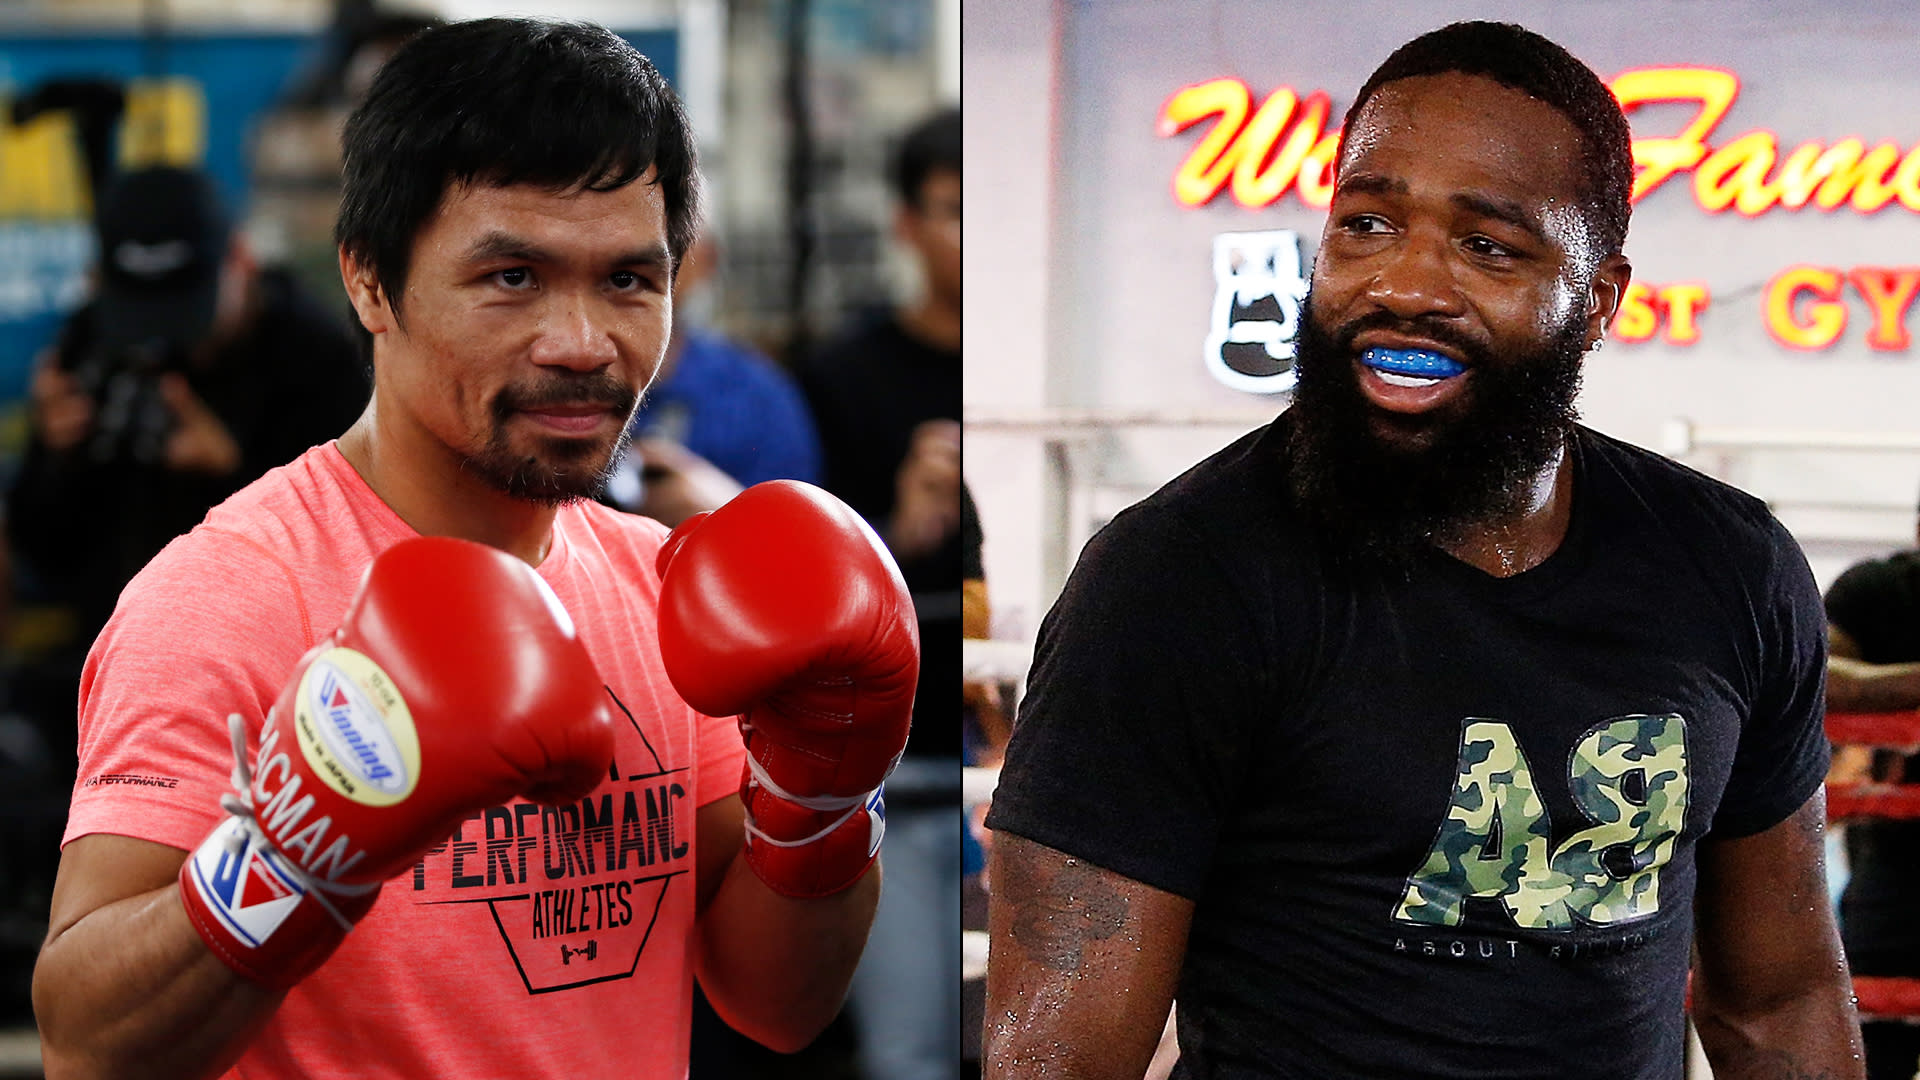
(1342, 21, 1632, 260)
(335, 17, 700, 318)
(892, 107, 960, 209)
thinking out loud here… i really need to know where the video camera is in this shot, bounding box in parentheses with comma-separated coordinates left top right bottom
(60, 328, 188, 468)
(59, 165, 232, 467)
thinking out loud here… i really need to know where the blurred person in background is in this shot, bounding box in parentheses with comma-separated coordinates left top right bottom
(959, 479, 1005, 1080)
(606, 230, 822, 528)
(798, 105, 962, 1080)
(961, 482, 1009, 766)
(0, 166, 364, 1026)
(6, 164, 366, 772)
(1822, 498, 1920, 1080)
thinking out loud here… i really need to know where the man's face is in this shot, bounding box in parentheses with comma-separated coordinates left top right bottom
(368, 177, 673, 504)
(1289, 71, 1628, 559)
(901, 167, 961, 308)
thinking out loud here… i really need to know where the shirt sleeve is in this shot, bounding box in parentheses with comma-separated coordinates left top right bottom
(1710, 515, 1832, 838)
(695, 708, 746, 809)
(66, 527, 313, 851)
(985, 503, 1268, 900)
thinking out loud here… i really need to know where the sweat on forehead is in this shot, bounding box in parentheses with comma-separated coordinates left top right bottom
(1340, 20, 1634, 258)
(1337, 72, 1612, 269)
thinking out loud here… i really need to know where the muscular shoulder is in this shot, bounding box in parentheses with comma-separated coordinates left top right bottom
(1090, 419, 1302, 583)
(1579, 425, 1795, 567)
(1038, 419, 1300, 691)
(110, 505, 318, 684)
(113, 445, 384, 663)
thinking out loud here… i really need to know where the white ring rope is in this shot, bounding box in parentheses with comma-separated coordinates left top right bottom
(739, 720, 886, 849)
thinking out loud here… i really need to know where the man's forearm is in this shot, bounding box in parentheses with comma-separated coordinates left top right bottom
(1693, 979, 1864, 1079)
(694, 856, 880, 1053)
(1827, 656, 1920, 713)
(35, 883, 282, 1079)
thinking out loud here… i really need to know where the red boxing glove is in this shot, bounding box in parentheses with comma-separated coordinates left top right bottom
(657, 481, 918, 898)
(179, 536, 616, 988)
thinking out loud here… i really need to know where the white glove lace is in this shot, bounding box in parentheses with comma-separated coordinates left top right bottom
(218, 711, 378, 931)
(739, 722, 889, 849)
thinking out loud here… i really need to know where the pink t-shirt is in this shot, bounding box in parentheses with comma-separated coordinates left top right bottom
(67, 442, 745, 1080)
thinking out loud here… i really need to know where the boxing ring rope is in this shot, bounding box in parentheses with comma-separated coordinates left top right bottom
(1658, 419, 1920, 1021)
(1825, 709, 1920, 1022)
(1662, 419, 1920, 456)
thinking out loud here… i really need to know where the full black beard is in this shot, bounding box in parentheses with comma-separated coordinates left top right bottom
(1284, 293, 1588, 569)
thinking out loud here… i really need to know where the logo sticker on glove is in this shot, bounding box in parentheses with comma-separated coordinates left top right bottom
(295, 647, 422, 806)
(188, 817, 306, 947)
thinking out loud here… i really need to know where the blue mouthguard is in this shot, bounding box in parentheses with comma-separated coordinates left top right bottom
(1361, 347, 1466, 379)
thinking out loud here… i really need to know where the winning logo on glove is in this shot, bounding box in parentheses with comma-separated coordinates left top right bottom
(295, 647, 421, 807)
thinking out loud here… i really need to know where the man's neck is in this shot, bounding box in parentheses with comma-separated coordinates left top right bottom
(1433, 441, 1574, 578)
(337, 413, 561, 567)
(898, 294, 961, 353)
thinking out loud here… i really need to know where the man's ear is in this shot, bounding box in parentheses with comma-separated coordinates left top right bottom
(338, 247, 395, 337)
(1586, 254, 1632, 350)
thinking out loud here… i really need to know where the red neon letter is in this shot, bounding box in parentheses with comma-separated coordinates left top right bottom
(1659, 284, 1710, 344)
(1230, 90, 1333, 209)
(1160, 79, 1252, 207)
(1612, 281, 1660, 344)
(1693, 132, 1780, 216)
(1609, 68, 1739, 204)
(1848, 267, 1920, 351)
(1815, 141, 1902, 212)
(1765, 266, 1847, 350)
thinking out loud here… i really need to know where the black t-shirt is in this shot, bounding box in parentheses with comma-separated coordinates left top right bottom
(800, 312, 962, 761)
(1824, 550, 1920, 963)
(988, 415, 1830, 1079)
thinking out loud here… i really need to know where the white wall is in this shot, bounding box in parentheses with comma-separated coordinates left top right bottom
(962, 0, 1055, 642)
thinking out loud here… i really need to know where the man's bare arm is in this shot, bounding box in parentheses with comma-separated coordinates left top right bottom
(1691, 790, 1863, 1080)
(1827, 624, 1920, 714)
(33, 834, 283, 1080)
(692, 795, 878, 1054)
(984, 832, 1194, 1079)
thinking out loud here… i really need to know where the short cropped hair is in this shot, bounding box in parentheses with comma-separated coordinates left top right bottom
(335, 17, 700, 318)
(892, 107, 960, 209)
(1342, 21, 1633, 259)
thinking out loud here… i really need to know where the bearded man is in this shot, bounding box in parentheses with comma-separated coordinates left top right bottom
(983, 20, 1861, 1080)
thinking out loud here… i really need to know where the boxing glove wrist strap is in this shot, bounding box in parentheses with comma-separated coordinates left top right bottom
(741, 742, 878, 812)
(744, 783, 882, 851)
(180, 712, 381, 990)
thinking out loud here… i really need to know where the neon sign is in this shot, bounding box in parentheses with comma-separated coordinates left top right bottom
(1161, 67, 1920, 216)
(1765, 267, 1920, 350)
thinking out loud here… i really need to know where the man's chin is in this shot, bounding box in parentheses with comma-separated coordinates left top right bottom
(470, 438, 624, 506)
(1361, 406, 1456, 455)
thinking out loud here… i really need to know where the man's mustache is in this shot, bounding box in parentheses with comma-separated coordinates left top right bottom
(1326, 310, 1489, 362)
(492, 375, 637, 419)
